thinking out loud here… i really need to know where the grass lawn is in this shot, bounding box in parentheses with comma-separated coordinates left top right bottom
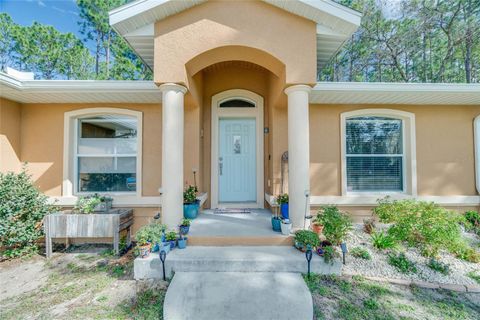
(0, 247, 167, 320)
(304, 274, 480, 320)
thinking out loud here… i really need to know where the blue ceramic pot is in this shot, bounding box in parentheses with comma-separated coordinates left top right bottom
(272, 217, 281, 232)
(183, 202, 199, 219)
(168, 240, 176, 250)
(179, 225, 190, 235)
(280, 203, 289, 219)
(152, 242, 160, 252)
(177, 237, 187, 249)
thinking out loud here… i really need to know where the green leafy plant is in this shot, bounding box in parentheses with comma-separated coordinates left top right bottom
(323, 246, 339, 264)
(0, 168, 56, 259)
(165, 231, 177, 242)
(371, 231, 397, 250)
(275, 194, 289, 205)
(350, 247, 371, 260)
(388, 253, 417, 274)
(317, 206, 352, 245)
(463, 211, 480, 235)
(180, 218, 191, 227)
(449, 241, 480, 263)
(427, 258, 450, 275)
(183, 185, 198, 204)
(294, 230, 320, 248)
(135, 223, 166, 246)
(374, 197, 473, 258)
(74, 194, 102, 214)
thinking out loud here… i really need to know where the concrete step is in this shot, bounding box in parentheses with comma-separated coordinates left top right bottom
(188, 235, 293, 246)
(134, 246, 342, 279)
(163, 272, 313, 320)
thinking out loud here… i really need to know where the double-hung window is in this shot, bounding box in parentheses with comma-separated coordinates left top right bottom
(76, 115, 138, 193)
(344, 114, 406, 193)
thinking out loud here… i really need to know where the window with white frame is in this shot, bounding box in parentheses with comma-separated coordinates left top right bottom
(341, 109, 416, 195)
(75, 115, 138, 193)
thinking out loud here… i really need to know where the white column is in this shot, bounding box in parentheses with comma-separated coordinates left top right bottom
(284, 84, 312, 229)
(159, 83, 187, 228)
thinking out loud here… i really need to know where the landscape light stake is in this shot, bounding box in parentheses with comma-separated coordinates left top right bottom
(340, 243, 348, 265)
(159, 250, 167, 281)
(303, 190, 312, 230)
(305, 248, 313, 278)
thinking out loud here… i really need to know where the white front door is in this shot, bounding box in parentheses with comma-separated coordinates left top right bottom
(218, 118, 256, 203)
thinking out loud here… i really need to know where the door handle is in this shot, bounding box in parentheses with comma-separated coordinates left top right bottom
(219, 157, 223, 176)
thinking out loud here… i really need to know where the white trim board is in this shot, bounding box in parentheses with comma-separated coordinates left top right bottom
(210, 89, 265, 209)
(475, 115, 480, 194)
(265, 193, 480, 207)
(49, 196, 161, 207)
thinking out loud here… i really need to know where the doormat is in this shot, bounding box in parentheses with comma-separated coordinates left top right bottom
(214, 209, 251, 214)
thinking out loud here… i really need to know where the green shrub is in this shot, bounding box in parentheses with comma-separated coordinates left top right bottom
(467, 271, 480, 284)
(323, 246, 339, 264)
(294, 230, 320, 248)
(74, 195, 101, 214)
(317, 206, 352, 245)
(371, 231, 397, 250)
(388, 253, 417, 274)
(350, 247, 371, 260)
(449, 241, 480, 263)
(427, 258, 450, 275)
(464, 211, 480, 235)
(374, 197, 473, 259)
(0, 169, 55, 259)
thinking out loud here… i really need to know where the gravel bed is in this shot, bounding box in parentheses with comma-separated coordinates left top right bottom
(342, 224, 480, 286)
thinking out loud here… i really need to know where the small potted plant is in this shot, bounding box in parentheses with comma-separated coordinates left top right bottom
(311, 213, 324, 235)
(165, 231, 177, 250)
(135, 227, 151, 258)
(276, 193, 289, 219)
(177, 234, 188, 249)
(74, 194, 102, 214)
(316, 240, 332, 256)
(183, 185, 199, 219)
(294, 230, 320, 252)
(179, 218, 191, 235)
(271, 210, 281, 232)
(280, 218, 292, 235)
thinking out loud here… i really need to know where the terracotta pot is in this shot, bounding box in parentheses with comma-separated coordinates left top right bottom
(311, 223, 324, 235)
(139, 243, 151, 258)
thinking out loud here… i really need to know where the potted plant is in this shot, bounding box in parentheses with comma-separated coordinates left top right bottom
(276, 194, 289, 219)
(165, 231, 177, 250)
(316, 240, 332, 256)
(179, 218, 191, 235)
(294, 230, 320, 252)
(74, 194, 113, 214)
(177, 234, 188, 249)
(135, 227, 151, 258)
(280, 218, 292, 235)
(271, 210, 281, 232)
(317, 206, 352, 245)
(183, 185, 199, 219)
(311, 213, 324, 235)
(149, 223, 167, 252)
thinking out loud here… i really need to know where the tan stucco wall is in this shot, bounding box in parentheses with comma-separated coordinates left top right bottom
(0, 98, 22, 172)
(307, 104, 480, 197)
(153, 0, 317, 86)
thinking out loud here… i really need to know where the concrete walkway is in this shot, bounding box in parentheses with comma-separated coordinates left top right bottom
(163, 272, 313, 320)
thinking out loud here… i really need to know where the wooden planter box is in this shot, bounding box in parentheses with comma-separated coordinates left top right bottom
(44, 208, 134, 258)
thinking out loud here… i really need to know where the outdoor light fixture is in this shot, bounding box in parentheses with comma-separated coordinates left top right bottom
(305, 248, 313, 278)
(340, 242, 348, 265)
(159, 250, 167, 281)
(303, 190, 312, 229)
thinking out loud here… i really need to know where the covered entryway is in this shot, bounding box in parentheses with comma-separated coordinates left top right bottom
(211, 89, 264, 209)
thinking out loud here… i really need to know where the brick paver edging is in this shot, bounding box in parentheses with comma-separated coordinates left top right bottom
(341, 274, 480, 293)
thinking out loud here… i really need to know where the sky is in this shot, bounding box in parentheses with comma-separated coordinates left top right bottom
(1, 0, 93, 48)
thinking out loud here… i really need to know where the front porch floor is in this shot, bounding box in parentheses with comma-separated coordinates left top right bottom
(188, 209, 292, 246)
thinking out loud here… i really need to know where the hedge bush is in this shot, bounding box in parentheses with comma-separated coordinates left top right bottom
(0, 169, 55, 259)
(374, 197, 479, 261)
